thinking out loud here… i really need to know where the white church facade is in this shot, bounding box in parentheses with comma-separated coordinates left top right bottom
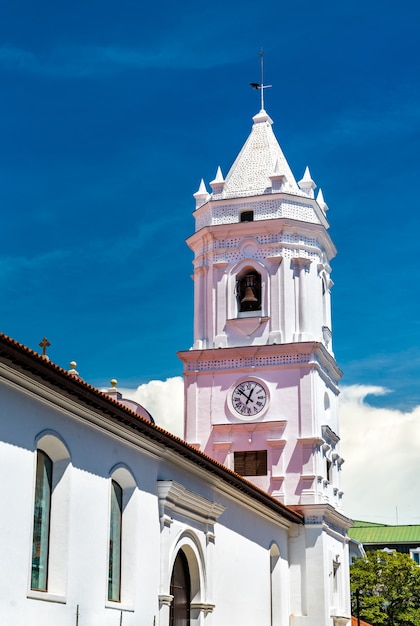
(0, 106, 351, 626)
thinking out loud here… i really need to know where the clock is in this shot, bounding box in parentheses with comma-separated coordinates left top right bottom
(231, 380, 267, 418)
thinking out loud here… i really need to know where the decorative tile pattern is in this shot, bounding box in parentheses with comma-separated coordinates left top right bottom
(184, 352, 312, 372)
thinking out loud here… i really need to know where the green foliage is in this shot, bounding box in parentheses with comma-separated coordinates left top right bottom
(350, 550, 420, 626)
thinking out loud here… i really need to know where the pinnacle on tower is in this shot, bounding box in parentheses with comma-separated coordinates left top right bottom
(193, 178, 210, 208)
(269, 158, 287, 192)
(316, 188, 329, 213)
(209, 166, 225, 199)
(298, 166, 316, 198)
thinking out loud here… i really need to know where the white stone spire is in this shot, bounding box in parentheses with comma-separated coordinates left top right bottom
(193, 178, 210, 208)
(298, 166, 316, 198)
(210, 166, 225, 199)
(211, 166, 224, 184)
(269, 158, 287, 192)
(221, 110, 299, 199)
(316, 188, 329, 212)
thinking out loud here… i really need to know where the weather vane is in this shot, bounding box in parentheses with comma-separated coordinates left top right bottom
(250, 49, 272, 110)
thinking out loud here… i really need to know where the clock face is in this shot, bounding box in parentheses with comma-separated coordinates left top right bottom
(231, 380, 267, 418)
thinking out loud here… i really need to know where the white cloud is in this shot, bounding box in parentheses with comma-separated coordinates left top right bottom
(120, 378, 420, 526)
(339, 385, 420, 526)
(120, 377, 184, 438)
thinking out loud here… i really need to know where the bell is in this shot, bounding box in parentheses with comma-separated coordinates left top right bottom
(241, 286, 259, 310)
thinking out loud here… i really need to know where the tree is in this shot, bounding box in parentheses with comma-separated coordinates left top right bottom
(350, 550, 420, 626)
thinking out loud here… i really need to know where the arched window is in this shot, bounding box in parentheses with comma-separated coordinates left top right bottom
(108, 480, 123, 601)
(170, 550, 191, 626)
(106, 465, 137, 607)
(31, 450, 53, 591)
(270, 544, 282, 626)
(238, 269, 261, 313)
(29, 432, 71, 600)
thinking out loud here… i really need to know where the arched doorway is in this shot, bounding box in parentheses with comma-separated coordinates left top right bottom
(170, 550, 191, 626)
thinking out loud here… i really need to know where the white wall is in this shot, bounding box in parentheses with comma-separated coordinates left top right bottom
(0, 374, 300, 626)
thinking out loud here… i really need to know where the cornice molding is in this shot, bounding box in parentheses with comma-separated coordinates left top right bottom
(157, 480, 225, 531)
(179, 342, 342, 387)
(322, 424, 340, 447)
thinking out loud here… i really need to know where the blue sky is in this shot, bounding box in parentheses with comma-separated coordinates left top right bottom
(1, 0, 419, 414)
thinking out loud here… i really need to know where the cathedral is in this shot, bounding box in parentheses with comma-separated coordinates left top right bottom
(0, 104, 351, 625)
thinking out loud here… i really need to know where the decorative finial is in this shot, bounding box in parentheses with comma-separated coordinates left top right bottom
(249, 49, 272, 111)
(39, 337, 51, 360)
(269, 158, 287, 192)
(210, 166, 225, 198)
(298, 166, 316, 198)
(193, 179, 210, 209)
(210, 166, 225, 187)
(316, 188, 329, 213)
(68, 361, 80, 377)
(106, 378, 122, 398)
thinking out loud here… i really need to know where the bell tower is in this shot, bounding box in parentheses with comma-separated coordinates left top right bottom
(178, 104, 351, 626)
(179, 108, 345, 509)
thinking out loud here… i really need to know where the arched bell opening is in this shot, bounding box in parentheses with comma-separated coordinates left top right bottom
(237, 269, 262, 313)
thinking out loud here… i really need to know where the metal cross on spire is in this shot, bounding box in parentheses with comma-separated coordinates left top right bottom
(249, 49, 272, 110)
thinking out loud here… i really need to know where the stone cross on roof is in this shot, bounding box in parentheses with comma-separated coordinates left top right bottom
(39, 337, 51, 357)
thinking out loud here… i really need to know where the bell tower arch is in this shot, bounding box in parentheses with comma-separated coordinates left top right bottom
(226, 257, 268, 321)
(237, 267, 262, 312)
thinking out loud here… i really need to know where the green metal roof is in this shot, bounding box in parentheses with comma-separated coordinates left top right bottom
(352, 520, 388, 528)
(349, 521, 420, 544)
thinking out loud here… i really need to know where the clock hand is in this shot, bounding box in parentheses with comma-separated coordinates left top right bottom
(237, 388, 253, 403)
(245, 387, 255, 405)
